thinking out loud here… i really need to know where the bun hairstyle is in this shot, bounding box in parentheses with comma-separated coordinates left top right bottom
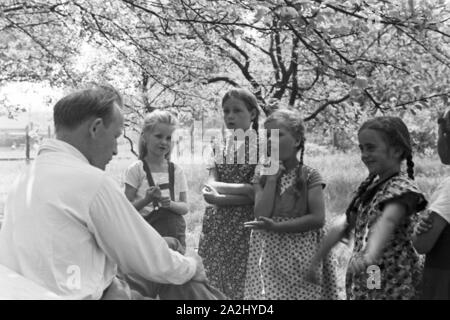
(264, 108, 306, 195)
(138, 110, 178, 160)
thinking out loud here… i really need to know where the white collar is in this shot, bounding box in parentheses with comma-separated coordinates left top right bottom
(38, 138, 90, 164)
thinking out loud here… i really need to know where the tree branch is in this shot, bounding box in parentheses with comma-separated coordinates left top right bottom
(205, 76, 239, 87)
(304, 95, 350, 121)
(394, 92, 450, 108)
(123, 127, 138, 158)
(364, 89, 381, 108)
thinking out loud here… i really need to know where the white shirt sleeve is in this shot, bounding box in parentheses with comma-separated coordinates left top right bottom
(124, 161, 142, 189)
(86, 175, 196, 285)
(429, 177, 450, 223)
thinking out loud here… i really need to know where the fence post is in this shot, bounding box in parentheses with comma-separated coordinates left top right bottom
(25, 125, 30, 162)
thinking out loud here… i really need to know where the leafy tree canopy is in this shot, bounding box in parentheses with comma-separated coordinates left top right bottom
(1, 0, 449, 138)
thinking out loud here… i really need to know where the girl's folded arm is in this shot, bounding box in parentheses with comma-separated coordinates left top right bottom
(413, 211, 448, 254)
(206, 168, 253, 198)
(213, 194, 254, 206)
(254, 180, 277, 218)
(208, 181, 254, 197)
(271, 185, 325, 233)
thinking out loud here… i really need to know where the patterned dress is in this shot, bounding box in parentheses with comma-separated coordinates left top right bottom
(346, 173, 427, 300)
(198, 139, 257, 300)
(244, 164, 340, 300)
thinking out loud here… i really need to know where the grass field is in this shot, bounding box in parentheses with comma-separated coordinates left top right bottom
(2, 147, 449, 248)
(1, 146, 449, 298)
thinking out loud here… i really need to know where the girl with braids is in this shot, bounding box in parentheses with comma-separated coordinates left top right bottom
(243, 108, 339, 300)
(308, 116, 427, 300)
(413, 109, 450, 299)
(199, 88, 260, 300)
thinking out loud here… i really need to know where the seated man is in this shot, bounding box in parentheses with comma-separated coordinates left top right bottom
(0, 85, 205, 299)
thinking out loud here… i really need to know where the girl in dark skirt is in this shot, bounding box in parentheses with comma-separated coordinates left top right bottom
(413, 109, 450, 300)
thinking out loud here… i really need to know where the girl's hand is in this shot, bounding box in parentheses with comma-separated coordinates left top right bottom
(348, 253, 373, 275)
(202, 184, 219, 204)
(414, 212, 434, 235)
(160, 196, 171, 208)
(244, 216, 276, 231)
(265, 163, 286, 183)
(145, 186, 161, 202)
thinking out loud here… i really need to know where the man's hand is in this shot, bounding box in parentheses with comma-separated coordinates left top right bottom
(188, 252, 208, 283)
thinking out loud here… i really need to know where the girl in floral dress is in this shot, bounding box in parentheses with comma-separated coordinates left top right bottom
(244, 108, 339, 300)
(198, 88, 259, 300)
(308, 116, 427, 299)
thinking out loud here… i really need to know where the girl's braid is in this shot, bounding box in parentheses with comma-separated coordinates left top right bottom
(343, 174, 376, 237)
(406, 154, 415, 180)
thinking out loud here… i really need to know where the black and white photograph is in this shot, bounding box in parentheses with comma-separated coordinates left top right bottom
(0, 0, 449, 305)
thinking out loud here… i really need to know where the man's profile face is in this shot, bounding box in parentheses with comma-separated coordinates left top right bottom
(91, 103, 124, 170)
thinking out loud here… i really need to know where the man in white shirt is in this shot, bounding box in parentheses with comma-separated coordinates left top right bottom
(0, 85, 205, 299)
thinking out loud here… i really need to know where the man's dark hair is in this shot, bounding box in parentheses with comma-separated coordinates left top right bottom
(53, 84, 123, 131)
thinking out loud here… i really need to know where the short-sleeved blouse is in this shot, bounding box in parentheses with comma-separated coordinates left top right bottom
(253, 163, 325, 218)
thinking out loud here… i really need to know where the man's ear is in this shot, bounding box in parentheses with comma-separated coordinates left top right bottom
(88, 118, 103, 138)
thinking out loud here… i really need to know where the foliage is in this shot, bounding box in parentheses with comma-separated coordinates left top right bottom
(1, 0, 449, 138)
(153, 0, 450, 122)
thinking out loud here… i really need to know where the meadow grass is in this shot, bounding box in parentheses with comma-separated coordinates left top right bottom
(2, 151, 450, 247)
(2, 150, 450, 297)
